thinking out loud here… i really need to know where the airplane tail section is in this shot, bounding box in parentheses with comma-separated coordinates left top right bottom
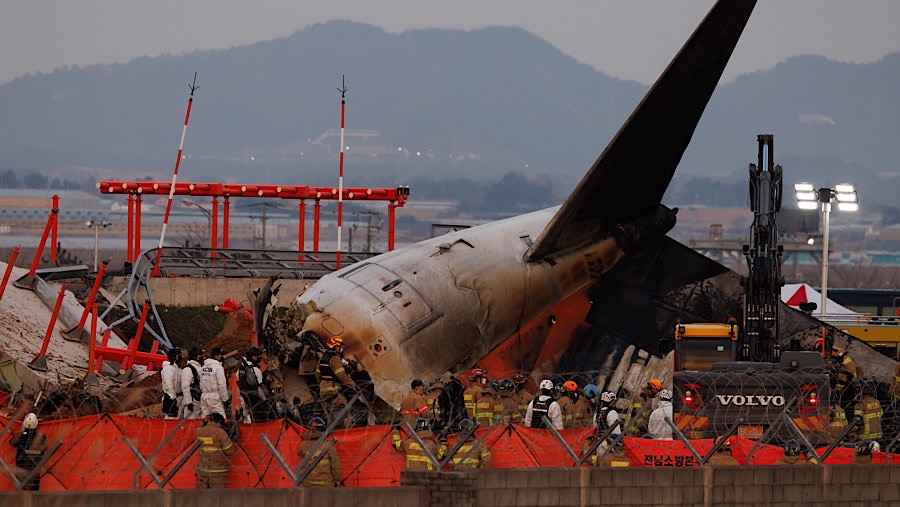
(526, 0, 757, 261)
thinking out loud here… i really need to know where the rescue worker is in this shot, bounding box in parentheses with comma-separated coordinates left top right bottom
(596, 391, 622, 449)
(625, 378, 662, 436)
(582, 384, 601, 427)
(854, 381, 883, 442)
(558, 380, 579, 429)
(297, 417, 341, 487)
(391, 418, 447, 470)
(161, 347, 183, 419)
(441, 374, 468, 431)
(512, 373, 535, 422)
(648, 388, 674, 440)
(463, 368, 487, 420)
(773, 439, 808, 465)
(571, 384, 594, 429)
(497, 379, 521, 424)
(400, 379, 429, 425)
(424, 377, 444, 429)
(598, 438, 631, 467)
(181, 346, 204, 419)
(706, 436, 739, 467)
(853, 439, 878, 464)
(316, 336, 357, 419)
(830, 345, 858, 421)
(9, 413, 47, 490)
(447, 419, 491, 469)
(474, 381, 501, 427)
(524, 379, 563, 430)
(199, 347, 230, 419)
(890, 363, 900, 405)
(828, 403, 848, 441)
(237, 346, 265, 422)
(195, 412, 234, 488)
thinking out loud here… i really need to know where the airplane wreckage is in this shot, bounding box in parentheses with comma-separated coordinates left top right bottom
(250, 0, 899, 418)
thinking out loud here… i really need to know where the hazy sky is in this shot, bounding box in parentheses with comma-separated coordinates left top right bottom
(3, 1, 900, 86)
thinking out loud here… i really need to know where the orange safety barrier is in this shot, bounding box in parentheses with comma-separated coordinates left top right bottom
(0, 416, 894, 491)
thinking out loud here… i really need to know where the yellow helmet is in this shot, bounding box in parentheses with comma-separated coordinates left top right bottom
(326, 336, 343, 349)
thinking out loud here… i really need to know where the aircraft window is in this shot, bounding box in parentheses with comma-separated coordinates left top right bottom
(381, 279, 401, 292)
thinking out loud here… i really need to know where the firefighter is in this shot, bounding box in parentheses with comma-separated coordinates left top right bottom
(181, 346, 204, 419)
(424, 377, 445, 429)
(829, 403, 848, 441)
(598, 438, 631, 467)
(571, 384, 595, 429)
(853, 439, 878, 464)
(830, 345, 858, 421)
(854, 381, 883, 442)
(316, 336, 357, 418)
(625, 379, 662, 436)
(497, 379, 521, 424)
(596, 391, 622, 448)
(447, 419, 491, 469)
(773, 439, 808, 465)
(441, 374, 468, 432)
(890, 363, 900, 405)
(648, 388, 674, 440)
(195, 412, 234, 489)
(400, 379, 429, 425)
(161, 347, 183, 419)
(9, 413, 47, 491)
(558, 380, 580, 428)
(474, 381, 500, 427)
(237, 346, 265, 422)
(297, 417, 341, 487)
(463, 368, 487, 419)
(706, 436, 739, 466)
(525, 379, 563, 430)
(391, 418, 447, 470)
(199, 347, 231, 419)
(512, 373, 535, 422)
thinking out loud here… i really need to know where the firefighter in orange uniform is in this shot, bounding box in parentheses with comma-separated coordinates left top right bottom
(400, 379, 429, 425)
(195, 413, 235, 488)
(316, 336, 357, 412)
(297, 417, 341, 487)
(391, 418, 447, 470)
(463, 369, 487, 419)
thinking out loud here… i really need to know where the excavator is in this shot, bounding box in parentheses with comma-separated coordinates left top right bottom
(671, 135, 831, 444)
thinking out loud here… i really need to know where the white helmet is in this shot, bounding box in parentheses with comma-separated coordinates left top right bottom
(23, 413, 38, 430)
(658, 389, 673, 401)
(539, 379, 554, 391)
(600, 391, 617, 403)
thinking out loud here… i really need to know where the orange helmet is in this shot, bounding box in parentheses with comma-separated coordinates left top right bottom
(326, 336, 343, 349)
(563, 380, 578, 392)
(647, 379, 663, 392)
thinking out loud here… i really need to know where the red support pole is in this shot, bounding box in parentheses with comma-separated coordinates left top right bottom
(388, 202, 397, 251)
(89, 305, 98, 371)
(26, 209, 57, 277)
(313, 199, 321, 252)
(119, 299, 151, 375)
(0, 246, 19, 301)
(63, 260, 107, 336)
(29, 283, 67, 371)
(127, 194, 134, 263)
(298, 199, 306, 253)
(223, 196, 230, 250)
(211, 196, 219, 261)
(135, 194, 142, 260)
(50, 195, 59, 264)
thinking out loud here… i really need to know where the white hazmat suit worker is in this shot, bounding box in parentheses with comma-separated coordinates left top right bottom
(199, 347, 230, 419)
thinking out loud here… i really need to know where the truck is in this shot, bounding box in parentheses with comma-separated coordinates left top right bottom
(671, 135, 831, 443)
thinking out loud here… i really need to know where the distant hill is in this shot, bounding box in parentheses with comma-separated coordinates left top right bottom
(0, 20, 898, 205)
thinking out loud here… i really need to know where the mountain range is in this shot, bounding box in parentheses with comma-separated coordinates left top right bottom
(1, 20, 898, 206)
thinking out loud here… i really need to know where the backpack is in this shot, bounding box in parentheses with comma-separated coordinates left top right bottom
(188, 365, 202, 401)
(238, 361, 259, 389)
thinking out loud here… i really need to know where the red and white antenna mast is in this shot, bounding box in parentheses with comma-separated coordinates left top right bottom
(336, 75, 348, 270)
(152, 72, 198, 276)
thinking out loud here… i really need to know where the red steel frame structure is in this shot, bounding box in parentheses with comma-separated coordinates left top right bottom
(97, 180, 409, 265)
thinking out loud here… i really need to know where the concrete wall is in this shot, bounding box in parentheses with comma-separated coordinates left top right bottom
(3, 466, 899, 507)
(109, 277, 310, 308)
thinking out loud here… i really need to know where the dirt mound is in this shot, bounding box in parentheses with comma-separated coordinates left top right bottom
(206, 309, 255, 358)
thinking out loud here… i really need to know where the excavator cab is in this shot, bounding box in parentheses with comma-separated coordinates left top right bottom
(674, 322, 739, 372)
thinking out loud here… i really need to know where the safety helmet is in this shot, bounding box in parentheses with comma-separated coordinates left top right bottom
(431, 376, 445, 386)
(658, 388, 673, 401)
(458, 419, 473, 432)
(646, 379, 663, 392)
(309, 417, 327, 431)
(246, 346, 262, 357)
(188, 345, 204, 360)
(415, 418, 430, 432)
(715, 436, 732, 450)
(600, 391, 617, 403)
(583, 384, 600, 399)
(326, 336, 343, 349)
(513, 373, 528, 384)
(166, 347, 182, 363)
(784, 438, 801, 456)
(563, 380, 578, 392)
(500, 379, 515, 392)
(539, 379, 554, 391)
(470, 368, 487, 381)
(855, 440, 874, 457)
(23, 413, 38, 430)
